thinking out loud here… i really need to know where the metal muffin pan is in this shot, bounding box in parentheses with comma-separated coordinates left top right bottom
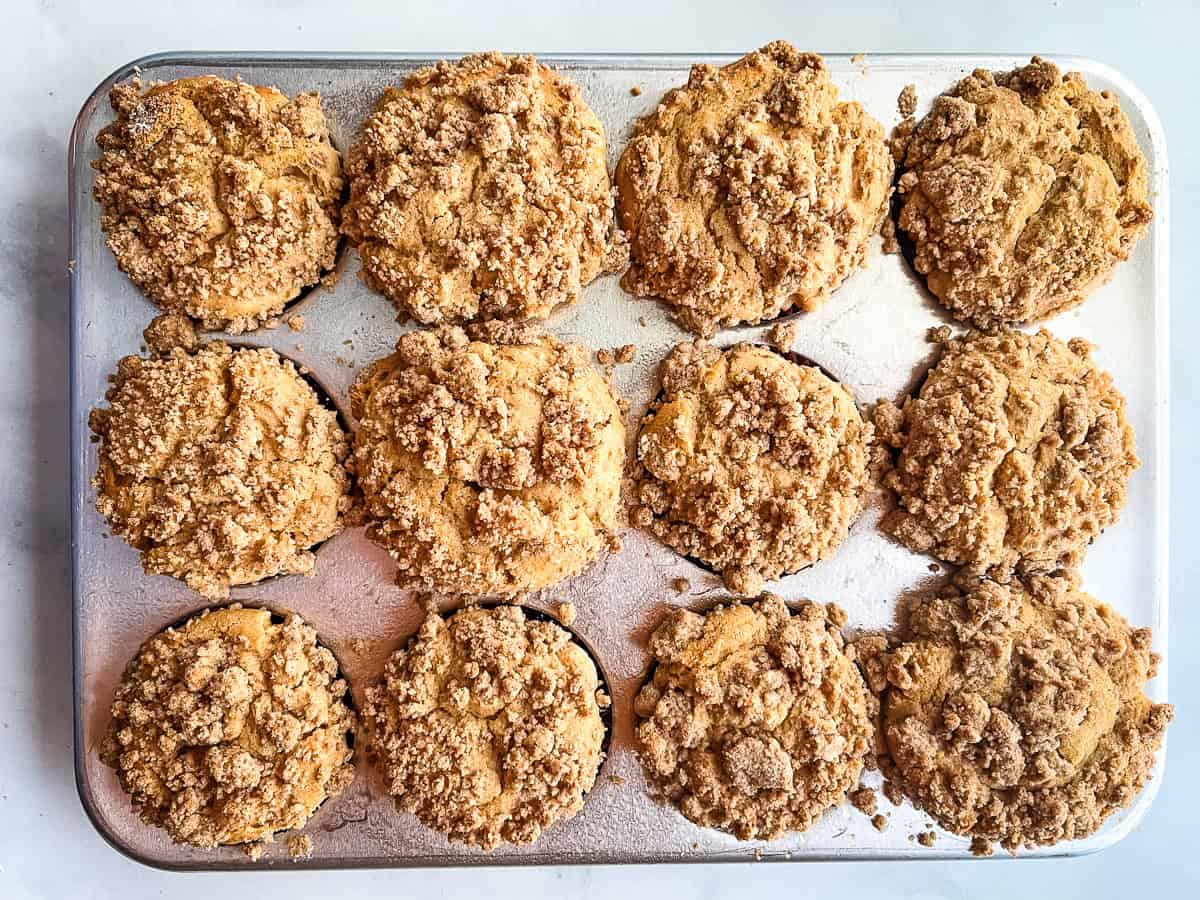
(69, 51, 1170, 869)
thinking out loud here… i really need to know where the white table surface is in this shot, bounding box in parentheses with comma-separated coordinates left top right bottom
(3, 0, 1195, 896)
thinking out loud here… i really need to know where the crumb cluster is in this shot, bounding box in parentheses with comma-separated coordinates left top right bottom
(343, 52, 614, 324)
(633, 341, 870, 593)
(102, 606, 356, 847)
(874, 329, 1138, 577)
(616, 42, 892, 335)
(351, 326, 625, 594)
(364, 605, 606, 848)
(855, 572, 1172, 853)
(89, 342, 352, 597)
(634, 595, 872, 839)
(93, 76, 343, 333)
(896, 58, 1153, 328)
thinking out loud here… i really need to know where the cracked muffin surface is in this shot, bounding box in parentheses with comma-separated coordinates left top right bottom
(896, 57, 1153, 329)
(101, 606, 356, 848)
(342, 52, 614, 324)
(634, 595, 872, 840)
(632, 341, 870, 594)
(93, 76, 343, 333)
(616, 42, 892, 336)
(364, 605, 606, 849)
(855, 572, 1171, 853)
(874, 328, 1138, 577)
(89, 342, 352, 598)
(351, 326, 625, 594)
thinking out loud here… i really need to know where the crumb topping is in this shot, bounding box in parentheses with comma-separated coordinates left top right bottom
(351, 326, 625, 594)
(364, 605, 606, 848)
(342, 53, 613, 324)
(633, 341, 870, 593)
(89, 343, 352, 598)
(93, 77, 343, 333)
(863, 572, 1171, 852)
(874, 328, 1138, 577)
(634, 595, 872, 839)
(143, 312, 198, 355)
(101, 606, 356, 848)
(616, 42, 892, 335)
(896, 58, 1153, 329)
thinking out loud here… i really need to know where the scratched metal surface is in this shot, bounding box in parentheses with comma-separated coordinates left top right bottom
(68, 52, 1170, 869)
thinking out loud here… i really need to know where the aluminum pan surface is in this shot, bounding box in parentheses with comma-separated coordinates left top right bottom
(69, 51, 1170, 869)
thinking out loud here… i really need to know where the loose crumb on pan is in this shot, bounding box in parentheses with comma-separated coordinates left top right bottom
(552, 601, 577, 626)
(634, 594, 873, 840)
(849, 787, 877, 816)
(630, 85, 642, 96)
(916, 830, 937, 847)
(364, 605, 606, 849)
(143, 312, 198, 355)
(766, 321, 797, 353)
(287, 314, 306, 332)
(872, 813, 889, 832)
(101, 606, 356, 848)
(287, 833, 314, 860)
(671, 577, 691, 594)
(897, 83, 917, 117)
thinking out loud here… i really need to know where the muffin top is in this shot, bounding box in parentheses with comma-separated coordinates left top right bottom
(854, 572, 1171, 853)
(617, 42, 892, 335)
(342, 53, 614, 324)
(874, 328, 1138, 577)
(632, 341, 871, 593)
(89, 342, 352, 598)
(364, 605, 606, 849)
(102, 606, 356, 848)
(350, 325, 625, 594)
(634, 594, 872, 840)
(93, 76, 343, 333)
(896, 58, 1153, 329)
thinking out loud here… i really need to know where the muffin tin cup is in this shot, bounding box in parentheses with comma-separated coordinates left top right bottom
(71, 51, 1170, 869)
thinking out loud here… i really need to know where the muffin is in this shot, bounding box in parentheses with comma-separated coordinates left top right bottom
(616, 42, 892, 335)
(92, 76, 344, 333)
(895, 57, 1153, 329)
(342, 52, 614, 324)
(631, 341, 871, 593)
(351, 325, 625, 594)
(634, 594, 872, 840)
(89, 342, 352, 598)
(101, 605, 356, 848)
(854, 572, 1171, 854)
(364, 605, 606, 849)
(874, 328, 1139, 577)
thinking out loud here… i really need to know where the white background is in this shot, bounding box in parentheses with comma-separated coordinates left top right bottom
(2, 1, 1196, 897)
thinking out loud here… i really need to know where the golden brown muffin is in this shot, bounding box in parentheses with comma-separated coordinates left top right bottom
(896, 58, 1153, 329)
(89, 343, 352, 598)
(874, 329, 1138, 577)
(631, 341, 871, 593)
(616, 42, 893, 336)
(342, 53, 613, 324)
(102, 606, 356, 848)
(364, 605, 606, 849)
(351, 326, 625, 594)
(93, 76, 344, 333)
(634, 595, 872, 840)
(855, 572, 1171, 854)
